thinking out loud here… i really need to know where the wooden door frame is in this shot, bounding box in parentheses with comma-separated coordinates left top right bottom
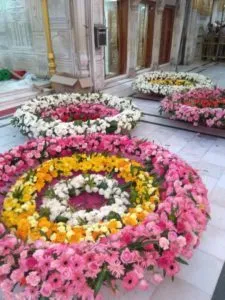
(117, 0, 129, 74)
(103, 0, 128, 78)
(159, 5, 175, 65)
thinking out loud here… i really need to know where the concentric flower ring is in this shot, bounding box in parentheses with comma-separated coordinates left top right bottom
(11, 93, 141, 138)
(0, 134, 210, 299)
(133, 71, 214, 96)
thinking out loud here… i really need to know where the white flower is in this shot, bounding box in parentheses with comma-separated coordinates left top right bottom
(40, 173, 130, 226)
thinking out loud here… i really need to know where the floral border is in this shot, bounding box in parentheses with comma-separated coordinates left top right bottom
(161, 88, 225, 128)
(0, 134, 210, 299)
(12, 93, 141, 138)
(133, 71, 214, 96)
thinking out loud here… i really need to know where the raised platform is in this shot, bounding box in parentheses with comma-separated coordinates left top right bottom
(132, 93, 164, 101)
(0, 79, 50, 117)
(141, 113, 225, 139)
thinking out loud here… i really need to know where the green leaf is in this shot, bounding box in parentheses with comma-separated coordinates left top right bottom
(130, 186, 138, 204)
(120, 182, 132, 191)
(68, 187, 76, 197)
(175, 257, 189, 265)
(98, 181, 108, 190)
(94, 268, 108, 296)
(39, 207, 50, 218)
(105, 211, 122, 222)
(74, 120, 83, 126)
(106, 121, 118, 133)
(44, 188, 56, 199)
(12, 186, 24, 199)
(55, 216, 69, 223)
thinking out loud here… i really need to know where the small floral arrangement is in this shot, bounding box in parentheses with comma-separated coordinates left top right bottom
(133, 71, 214, 96)
(161, 88, 225, 128)
(0, 134, 210, 299)
(12, 93, 141, 138)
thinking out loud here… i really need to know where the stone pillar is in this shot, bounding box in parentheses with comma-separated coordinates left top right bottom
(72, 0, 90, 77)
(170, 0, 186, 66)
(127, 0, 140, 76)
(184, 7, 199, 64)
(151, 0, 165, 69)
(91, 0, 105, 90)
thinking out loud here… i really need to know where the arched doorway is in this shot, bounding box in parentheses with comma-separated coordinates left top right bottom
(136, 1, 155, 70)
(159, 5, 175, 64)
(104, 0, 128, 78)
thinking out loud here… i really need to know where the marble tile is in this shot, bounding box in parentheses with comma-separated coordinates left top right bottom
(209, 203, 225, 230)
(198, 224, 225, 260)
(151, 277, 211, 300)
(177, 249, 223, 295)
(210, 174, 225, 207)
(194, 161, 225, 179)
(101, 282, 156, 300)
(201, 150, 225, 167)
(200, 175, 218, 194)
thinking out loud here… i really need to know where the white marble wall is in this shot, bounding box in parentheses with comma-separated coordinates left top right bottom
(0, 0, 86, 77)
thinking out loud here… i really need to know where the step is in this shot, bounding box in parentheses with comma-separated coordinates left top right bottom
(0, 90, 38, 111)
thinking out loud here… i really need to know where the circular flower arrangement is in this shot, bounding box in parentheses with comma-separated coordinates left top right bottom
(161, 88, 225, 128)
(0, 134, 209, 299)
(133, 71, 214, 96)
(11, 93, 141, 138)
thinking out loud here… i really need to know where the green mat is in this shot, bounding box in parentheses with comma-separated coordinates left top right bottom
(0, 69, 12, 81)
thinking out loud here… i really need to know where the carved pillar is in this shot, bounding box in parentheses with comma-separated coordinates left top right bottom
(151, 0, 165, 69)
(41, 0, 56, 75)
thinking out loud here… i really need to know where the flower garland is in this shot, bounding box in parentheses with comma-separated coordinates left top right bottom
(0, 134, 210, 299)
(161, 88, 225, 127)
(133, 71, 214, 96)
(11, 93, 141, 138)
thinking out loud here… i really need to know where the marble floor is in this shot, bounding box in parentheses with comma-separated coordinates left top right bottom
(1, 63, 225, 299)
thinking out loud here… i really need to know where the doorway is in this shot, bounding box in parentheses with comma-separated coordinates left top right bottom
(136, 1, 155, 70)
(159, 6, 175, 64)
(104, 0, 128, 78)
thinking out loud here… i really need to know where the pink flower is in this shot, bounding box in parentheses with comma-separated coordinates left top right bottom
(10, 269, 24, 283)
(47, 272, 63, 290)
(138, 279, 149, 290)
(0, 223, 5, 235)
(166, 261, 180, 276)
(120, 248, 134, 264)
(108, 260, 125, 278)
(26, 271, 40, 287)
(0, 263, 11, 275)
(26, 257, 38, 269)
(122, 271, 139, 291)
(40, 282, 53, 297)
(0, 279, 13, 293)
(168, 231, 177, 242)
(86, 261, 101, 278)
(177, 236, 186, 248)
(72, 271, 85, 286)
(151, 273, 164, 285)
(159, 237, 170, 250)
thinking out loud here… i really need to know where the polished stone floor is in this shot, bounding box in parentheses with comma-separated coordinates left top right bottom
(1, 63, 225, 299)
